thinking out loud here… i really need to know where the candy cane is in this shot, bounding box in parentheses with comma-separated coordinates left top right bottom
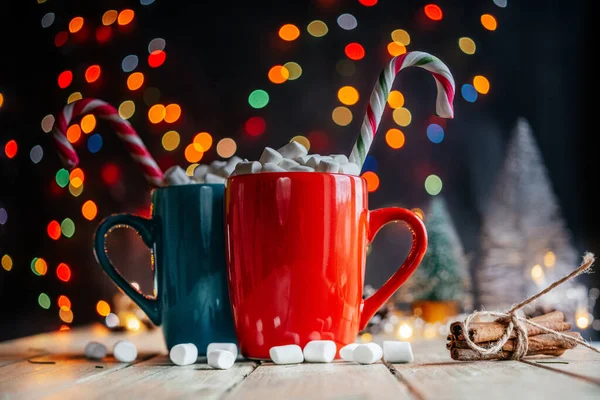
(51, 98, 165, 187)
(349, 51, 455, 168)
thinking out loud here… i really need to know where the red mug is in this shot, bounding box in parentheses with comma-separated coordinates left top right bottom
(225, 172, 427, 359)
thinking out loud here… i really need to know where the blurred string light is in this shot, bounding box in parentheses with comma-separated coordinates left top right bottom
(58, 295, 71, 309)
(117, 9, 135, 26)
(345, 43, 365, 60)
(216, 138, 237, 158)
(41, 115, 54, 133)
(1, 255, 12, 271)
(426, 124, 444, 143)
(393, 107, 412, 127)
(362, 171, 380, 192)
(386, 128, 405, 149)
(279, 24, 300, 41)
(148, 38, 166, 52)
(387, 90, 404, 109)
(81, 115, 96, 133)
(0, 93, 3, 108)
(55, 31, 68, 47)
(119, 100, 136, 119)
(494, 0, 508, 7)
(412, 208, 425, 220)
(194, 132, 213, 152)
(58, 70, 73, 89)
(56, 169, 69, 188)
(47, 221, 61, 240)
(0, 208, 7, 225)
(41, 13, 55, 28)
(245, 116, 266, 136)
(425, 174, 443, 195)
(85, 65, 102, 83)
(362, 155, 378, 173)
(96, 300, 111, 317)
(32, 258, 48, 276)
(481, 14, 498, 31)
(307, 20, 328, 37)
(38, 293, 51, 309)
(162, 131, 180, 151)
(148, 50, 166, 68)
(291, 136, 311, 152)
(69, 17, 84, 33)
(56, 263, 71, 282)
(473, 75, 490, 94)
(337, 86, 359, 105)
(70, 168, 85, 188)
(387, 42, 406, 57)
(337, 14, 357, 30)
(185, 144, 203, 163)
(458, 37, 476, 55)
(61, 218, 75, 238)
(461, 84, 478, 102)
(87, 134, 103, 153)
(268, 65, 290, 84)
(332, 106, 352, 126)
(5, 140, 17, 159)
(424, 4, 443, 21)
(164, 104, 181, 123)
(391, 29, 410, 46)
(67, 92, 82, 104)
(359, 0, 377, 6)
(544, 251, 556, 267)
(122, 55, 138, 72)
(148, 104, 166, 123)
(102, 10, 118, 25)
(82, 200, 98, 220)
(186, 164, 199, 176)
(248, 89, 269, 109)
(283, 62, 302, 80)
(105, 313, 120, 328)
(96, 26, 112, 44)
(66, 124, 82, 144)
(60, 307, 74, 323)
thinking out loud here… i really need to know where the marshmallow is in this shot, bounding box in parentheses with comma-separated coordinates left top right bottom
(303, 340, 336, 363)
(233, 161, 262, 176)
(305, 156, 321, 169)
(279, 158, 300, 170)
(289, 166, 315, 172)
(353, 343, 383, 365)
(259, 147, 283, 166)
(207, 349, 235, 370)
(192, 164, 209, 182)
(218, 156, 243, 177)
(164, 166, 192, 185)
(169, 343, 198, 366)
(383, 341, 414, 363)
(206, 343, 238, 360)
(262, 163, 287, 173)
(205, 172, 226, 184)
(277, 141, 308, 159)
(339, 343, 359, 361)
(339, 162, 361, 176)
(316, 159, 340, 173)
(113, 340, 137, 363)
(84, 341, 107, 360)
(208, 160, 227, 173)
(294, 155, 311, 165)
(331, 154, 349, 165)
(269, 344, 304, 365)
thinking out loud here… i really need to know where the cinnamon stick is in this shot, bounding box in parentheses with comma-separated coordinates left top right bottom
(447, 332, 582, 352)
(450, 347, 566, 361)
(450, 312, 570, 343)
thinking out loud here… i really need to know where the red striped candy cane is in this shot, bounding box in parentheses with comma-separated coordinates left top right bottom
(51, 98, 165, 187)
(349, 51, 455, 168)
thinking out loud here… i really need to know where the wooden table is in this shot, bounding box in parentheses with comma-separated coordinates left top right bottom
(1, 325, 599, 399)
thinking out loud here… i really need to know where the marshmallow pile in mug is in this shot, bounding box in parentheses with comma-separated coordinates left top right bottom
(164, 141, 362, 186)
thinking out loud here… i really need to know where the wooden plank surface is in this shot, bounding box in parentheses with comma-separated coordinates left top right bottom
(521, 344, 600, 385)
(390, 340, 600, 400)
(45, 356, 257, 400)
(224, 361, 414, 400)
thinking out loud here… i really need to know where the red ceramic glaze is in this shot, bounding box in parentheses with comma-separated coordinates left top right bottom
(225, 172, 427, 359)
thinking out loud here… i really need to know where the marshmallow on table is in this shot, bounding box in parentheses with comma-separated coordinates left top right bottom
(303, 340, 336, 363)
(339, 162, 361, 176)
(233, 161, 262, 176)
(164, 165, 192, 186)
(169, 343, 198, 366)
(289, 165, 315, 172)
(277, 141, 308, 159)
(269, 344, 304, 365)
(113, 340, 138, 363)
(279, 158, 300, 170)
(353, 342, 383, 365)
(316, 159, 340, 173)
(262, 163, 286, 173)
(207, 349, 235, 370)
(339, 343, 359, 361)
(84, 341, 107, 360)
(259, 147, 283, 166)
(207, 343, 238, 360)
(383, 341, 414, 363)
(205, 172, 226, 184)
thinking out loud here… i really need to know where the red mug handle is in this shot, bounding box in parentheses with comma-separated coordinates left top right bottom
(359, 207, 428, 330)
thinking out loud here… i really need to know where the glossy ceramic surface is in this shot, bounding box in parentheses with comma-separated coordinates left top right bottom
(225, 172, 427, 359)
(94, 184, 237, 353)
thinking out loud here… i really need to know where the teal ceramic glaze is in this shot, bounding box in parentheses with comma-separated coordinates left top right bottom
(93, 184, 237, 354)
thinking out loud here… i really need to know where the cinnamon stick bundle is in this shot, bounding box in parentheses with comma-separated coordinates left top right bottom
(446, 332, 582, 352)
(450, 347, 566, 361)
(450, 311, 570, 343)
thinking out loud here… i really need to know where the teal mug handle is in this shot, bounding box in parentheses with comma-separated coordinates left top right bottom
(93, 214, 161, 325)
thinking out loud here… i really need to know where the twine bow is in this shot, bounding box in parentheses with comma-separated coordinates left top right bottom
(463, 252, 600, 360)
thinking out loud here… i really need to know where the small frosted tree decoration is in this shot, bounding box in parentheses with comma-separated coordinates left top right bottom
(404, 196, 471, 305)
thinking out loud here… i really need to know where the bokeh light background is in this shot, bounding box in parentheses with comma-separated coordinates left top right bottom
(0, 0, 597, 340)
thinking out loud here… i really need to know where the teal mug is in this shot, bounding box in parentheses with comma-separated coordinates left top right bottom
(93, 184, 237, 353)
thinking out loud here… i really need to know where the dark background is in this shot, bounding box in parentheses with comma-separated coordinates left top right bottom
(1, 0, 598, 340)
